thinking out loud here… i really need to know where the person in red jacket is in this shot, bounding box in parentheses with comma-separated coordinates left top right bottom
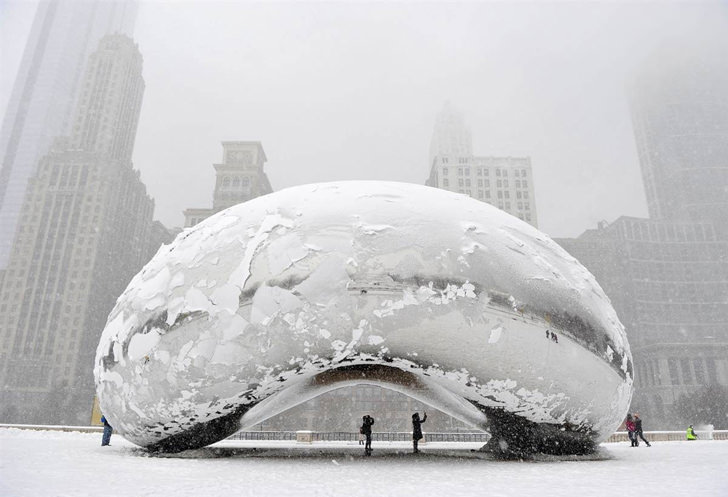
(625, 413, 637, 447)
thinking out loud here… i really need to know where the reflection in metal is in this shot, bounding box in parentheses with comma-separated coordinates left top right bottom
(94, 181, 633, 455)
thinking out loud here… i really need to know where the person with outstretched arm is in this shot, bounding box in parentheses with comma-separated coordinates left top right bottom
(412, 411, 427, 453)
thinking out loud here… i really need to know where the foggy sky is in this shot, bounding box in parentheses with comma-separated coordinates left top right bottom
(2, 1, 728, 237)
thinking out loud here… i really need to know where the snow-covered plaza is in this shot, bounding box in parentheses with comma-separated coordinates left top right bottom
(1, 427, 726, 497)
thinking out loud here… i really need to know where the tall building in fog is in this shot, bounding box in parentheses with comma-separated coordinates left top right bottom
(0, 0, 137, 269)
(183, 141, 272, 228)
(0, 35, 168, 425)
(426, 104, 539, 228)
(629, 44, 728, 235)
(428, 102, 472, 166)
(558, 45, 728, 426)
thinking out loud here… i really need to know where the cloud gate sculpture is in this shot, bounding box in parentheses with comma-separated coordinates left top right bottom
(94, 181, 632, 455)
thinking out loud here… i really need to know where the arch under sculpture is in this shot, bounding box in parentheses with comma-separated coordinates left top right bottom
(94, 181, 633, 455)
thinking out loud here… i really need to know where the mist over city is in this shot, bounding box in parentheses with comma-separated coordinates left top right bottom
(0, 2, 727, 491)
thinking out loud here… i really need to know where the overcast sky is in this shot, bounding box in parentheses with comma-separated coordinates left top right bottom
(2, 1, 727, 237)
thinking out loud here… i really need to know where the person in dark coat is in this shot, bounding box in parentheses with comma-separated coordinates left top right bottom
(412, 411, 427, 453)
(625, 413, 637, 447)
(633, 413, 651, 447)
(361, 414, 374, 456)
(101, 415, 113, 446)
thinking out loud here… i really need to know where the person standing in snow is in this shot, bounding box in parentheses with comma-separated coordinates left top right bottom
(361, 414, 374, 456)
(412, 411, 427, 453)
(625, 414, 637, 446)
(100, 414, 113, 446)
(686, 425, 698, 440)
(633, 413, 651, 446)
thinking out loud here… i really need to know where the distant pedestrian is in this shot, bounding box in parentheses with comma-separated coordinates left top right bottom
(412, 411, 427, 453)
(633, 413, 651, 447)
(625, 413, 637, 447)
(686, 425, 698, 440)
(361, 414, 374, 456)
(101, 415, 113, 446)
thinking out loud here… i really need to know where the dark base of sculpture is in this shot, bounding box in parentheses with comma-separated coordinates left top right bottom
(478, 406, 596, 458)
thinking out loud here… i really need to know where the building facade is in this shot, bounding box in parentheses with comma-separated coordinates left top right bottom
(426, 104, 538, 228)
(0, 0, 137, 268)
(556, 218, 728, 425)
(183, 141, 272, 228)
(0, 35, 168, 425)
(426, 155, 538, 227)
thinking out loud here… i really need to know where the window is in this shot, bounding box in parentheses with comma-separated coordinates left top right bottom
(515, 180, 521, 188)
(443, 178, 449, 187)
(523, 180, 528, 187)
(458, 168, 463, 176)
(465, 179, 471, 187)
(458, 178, 464, 187)
(442, 157, 449, 164)
(465, 168, 470, 176)
(504, 191, 510, 199)
(478, 179, 483, 187)
(503, 180, 509, 187)
(497, 180, 502, 187)
(442, 167, 448, 175)
(496, 169, 501, 176)
(478, 190, 483, 198)
(706, 358, 717, 384)
(693, 359, 705, 384)
(514, 170, 520, 177)
(477, 168, 482, 176)
(497, 191, 503, 199)
(680, 359, 693, 384)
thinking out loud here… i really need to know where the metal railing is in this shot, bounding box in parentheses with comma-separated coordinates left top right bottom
(227, 430, 490, 443)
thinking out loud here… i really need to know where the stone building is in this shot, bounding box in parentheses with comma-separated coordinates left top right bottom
(183, 141, 272, 228)
(0, 35, 170, 424)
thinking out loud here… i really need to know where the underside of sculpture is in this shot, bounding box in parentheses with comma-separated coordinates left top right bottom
(94, 181, 633, 455)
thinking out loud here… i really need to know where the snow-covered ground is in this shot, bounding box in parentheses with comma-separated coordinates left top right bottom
(1, 428, 726, 497)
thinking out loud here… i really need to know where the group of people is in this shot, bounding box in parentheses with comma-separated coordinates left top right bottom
(624, 413, 651, 447)
(360, 411, 427, 456)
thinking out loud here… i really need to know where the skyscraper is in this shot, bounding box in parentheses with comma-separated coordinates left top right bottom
(428, 102, 473, 167)
(426, 104, 539, 228)
(0, 0, 137, 268)
(629, 44, 728, 234)
(0, 34, 165, 425)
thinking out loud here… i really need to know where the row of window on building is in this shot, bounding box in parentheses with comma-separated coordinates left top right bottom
(444, 177, 530, 190)
(637, 356, 720, 387)
(219, 176, 251, 188)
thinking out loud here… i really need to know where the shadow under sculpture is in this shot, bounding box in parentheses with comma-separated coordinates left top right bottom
(94, 181, 633, 456)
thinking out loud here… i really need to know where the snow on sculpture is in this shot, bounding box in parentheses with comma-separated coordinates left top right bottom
(94, 181, 633, 455)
